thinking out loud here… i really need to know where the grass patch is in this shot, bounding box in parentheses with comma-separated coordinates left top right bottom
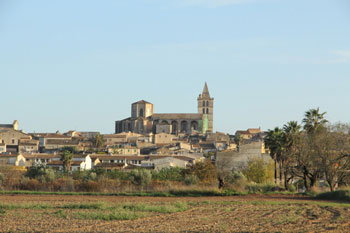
(54, 210, 68, 219)
(122, 201, 188, 213)
(0, 203, 52, 210)
(0, 190, 245, 197)
(61, 202, 109, 210)
(75, 210, 145, 221)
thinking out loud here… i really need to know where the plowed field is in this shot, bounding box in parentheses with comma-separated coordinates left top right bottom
(0, 194, 349, 232)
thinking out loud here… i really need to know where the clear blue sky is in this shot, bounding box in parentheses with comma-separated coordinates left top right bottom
(1, 0, 349, 134)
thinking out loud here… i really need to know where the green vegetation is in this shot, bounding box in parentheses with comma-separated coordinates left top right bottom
(264, 108, 350, 192)
(0, 201, 189, 221)
(316, 190, 350, 202)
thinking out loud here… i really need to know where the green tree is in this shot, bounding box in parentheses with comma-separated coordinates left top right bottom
(281, 121, 301, 190)
(60, 150, 73, 173)
(303, 107, 328, 134)
(264, 127, 284, 184)
(243, 158, 274, 184)
(92, 133, 104, 151)
(186, 161, 217, 185)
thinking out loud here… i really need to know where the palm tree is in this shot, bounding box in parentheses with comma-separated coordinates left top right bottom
(93, 133, 104, 151)
(303, 108, 328, 134)
(282, 121, 301, 189)
(60, 150, 73, 173)
(283, 121, 301, 148)
(264, 127, 284, 184)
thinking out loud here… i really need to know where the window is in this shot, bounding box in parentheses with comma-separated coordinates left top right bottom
(206, 108, 209, 114)
(203, 109, 205, 114)
(12, 139, 15, 144)
(140, 108, 144, 117)
(202, 101, 205, 107)
(206, 101, 209, 107)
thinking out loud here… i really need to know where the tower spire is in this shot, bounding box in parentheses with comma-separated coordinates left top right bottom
(202, 82, 210, 98)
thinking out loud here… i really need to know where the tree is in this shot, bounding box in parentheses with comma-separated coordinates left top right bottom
(92, 133, 104, 151)
(303, 107, 328, 134)
(234, 134, 243, 151)
(60, 150, 73, 173)
(264, 127, 284, 184)
(295, 108, 329, 190)
(186, 161, 217, 185)
(242, 158, 274, 184)
(281, 121, 301, 190)
(316, 125, 350, 191)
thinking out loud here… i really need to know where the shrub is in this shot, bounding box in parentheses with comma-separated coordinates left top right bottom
(186, 161, 217, 185)
(20, 178, 41, 191)
(242, 158, 274, 184)
(245, 183, 281, 194)
(184, 175, 199, 186)
(221, 171, 247, 191)
(26, 165, 56, 183)
(0, 173, 3, 185)
(83, 172, 97, 182)
(152, 167, 185, 182)
(316, 190, 350, 201)
(53, 178, 75, 192)
(128, 169, 152, 186)
(288, 183, 297, 192)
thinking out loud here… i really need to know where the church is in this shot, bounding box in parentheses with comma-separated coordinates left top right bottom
(115, 83, 214, 135)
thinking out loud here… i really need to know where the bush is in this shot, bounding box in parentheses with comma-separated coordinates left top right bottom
(0, 173, 3, 185)
(152, 167, 185, 182)
(288, 183, 297, 192)
(184, 175, 199, 186)
(245, 183, 282, 194)
(20, 178, 41, 191)
(83, 172, 97, 182)
(316, 190, 350, 201)
(186, 161, 217, 185)
(221, 171, 247, 191)
(242, 158, 274, 184)
(128, 169, 152, 186)
(53, 178, 75, 192)
(26, 165, 56, 183)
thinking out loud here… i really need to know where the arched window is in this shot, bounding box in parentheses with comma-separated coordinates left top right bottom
(139, 108, 144, 117)
(206, 101, 209, 107)
(203, 101, 205, 107)
(203, 109, 205, 114)
(206, 108, 209, 114)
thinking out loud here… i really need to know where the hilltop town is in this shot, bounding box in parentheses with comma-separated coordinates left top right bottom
(0, 83, 268, 173)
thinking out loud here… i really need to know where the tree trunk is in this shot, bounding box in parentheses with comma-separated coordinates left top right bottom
(279, 160, 282, 185)
(284, 170, 288, 190)
(274, 159, 277, 184)
(303, 173, 309, 191)
(309, 175, 317, 189)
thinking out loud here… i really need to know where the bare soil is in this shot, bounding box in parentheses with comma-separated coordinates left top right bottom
(0, 194, 349, 232)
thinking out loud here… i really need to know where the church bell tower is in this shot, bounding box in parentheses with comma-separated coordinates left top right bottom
(198, 82, 214, 133)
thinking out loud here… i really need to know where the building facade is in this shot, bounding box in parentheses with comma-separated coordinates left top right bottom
(115, 83, 214, 135)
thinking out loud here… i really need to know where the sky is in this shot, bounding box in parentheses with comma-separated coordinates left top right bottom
(0, 0, 349, 134)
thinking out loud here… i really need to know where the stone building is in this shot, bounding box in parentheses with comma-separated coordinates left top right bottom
(115, 83, 214, 135)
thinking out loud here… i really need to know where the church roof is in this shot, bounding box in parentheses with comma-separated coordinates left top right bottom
(132, 100, 152, 105)
(151, 113, 203, 120)
(0, 124, 13, 129)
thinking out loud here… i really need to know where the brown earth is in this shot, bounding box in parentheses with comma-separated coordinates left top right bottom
(0, 194, 349, 232)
